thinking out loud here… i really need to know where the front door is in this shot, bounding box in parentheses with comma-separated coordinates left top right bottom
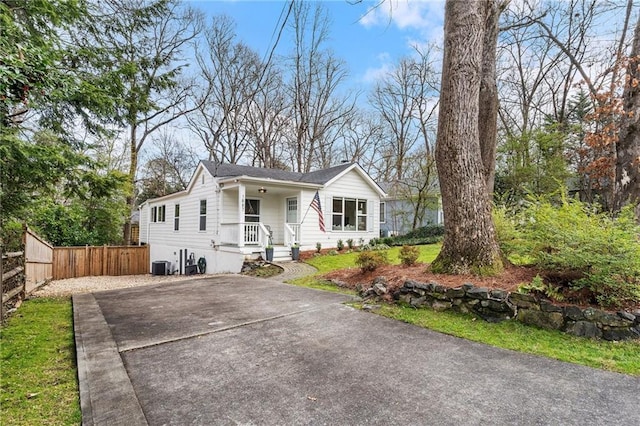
(286, 197, 298, 224)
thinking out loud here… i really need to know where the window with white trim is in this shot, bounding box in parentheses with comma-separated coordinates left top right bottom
(379, 202, 386, 223)
(199, 200, 207, 231)
(245, 199, 260, 223)
(332, 197, 368, 231)
(151, 205, 165, 223)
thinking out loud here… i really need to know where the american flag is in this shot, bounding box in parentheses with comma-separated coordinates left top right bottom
(311, 191, 325, 232)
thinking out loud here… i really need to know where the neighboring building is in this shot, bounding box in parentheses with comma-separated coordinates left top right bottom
(379, 184, 443, 237)
(130, 210, 140, 245)
(139, 161, 386, 274)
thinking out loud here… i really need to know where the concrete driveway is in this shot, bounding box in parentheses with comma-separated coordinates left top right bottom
(73, 276, 639, 426)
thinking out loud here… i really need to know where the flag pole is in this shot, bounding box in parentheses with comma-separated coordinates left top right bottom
(300, 201, 313, 225)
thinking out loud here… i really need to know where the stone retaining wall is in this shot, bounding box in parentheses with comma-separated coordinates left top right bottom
(375, 279, 640, 341)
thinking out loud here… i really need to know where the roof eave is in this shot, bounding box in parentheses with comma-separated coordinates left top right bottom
(218, 175, 323, 189)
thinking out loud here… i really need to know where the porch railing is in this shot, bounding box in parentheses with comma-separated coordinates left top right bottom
(220, 222, 270, 247)
(284, 223, 300, 247)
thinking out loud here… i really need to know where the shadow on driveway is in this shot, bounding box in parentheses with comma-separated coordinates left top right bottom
(74, 276, 640, 425)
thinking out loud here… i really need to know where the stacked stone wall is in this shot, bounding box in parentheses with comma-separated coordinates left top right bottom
(379, 279, 640, 341)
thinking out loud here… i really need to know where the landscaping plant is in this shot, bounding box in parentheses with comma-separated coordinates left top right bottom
(355, 250, 389, 272)
(500, 195, 640, 309)
(398, 245, 420, 266)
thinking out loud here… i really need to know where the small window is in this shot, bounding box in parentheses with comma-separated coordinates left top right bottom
(380, 202, 386, 223)
(174, 204, 180, 231)
(158, 205, 166, 222)
(151, 206, 157, 223)
(245, 199, 260, 223)
(199, 200, 207, 231)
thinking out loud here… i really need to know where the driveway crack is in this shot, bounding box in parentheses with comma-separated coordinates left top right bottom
(119, 308, 319, 353)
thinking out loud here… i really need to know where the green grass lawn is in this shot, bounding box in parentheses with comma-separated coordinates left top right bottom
(291, 244, 640, 376)
(1, 298, 81, 425)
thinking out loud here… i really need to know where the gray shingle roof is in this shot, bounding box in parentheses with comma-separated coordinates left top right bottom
(201, 161, 354, 185)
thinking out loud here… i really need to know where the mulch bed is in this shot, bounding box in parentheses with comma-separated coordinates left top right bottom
(322, 263, 540, 301)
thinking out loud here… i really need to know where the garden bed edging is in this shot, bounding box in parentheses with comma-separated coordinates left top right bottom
(362, 278, 640, 341)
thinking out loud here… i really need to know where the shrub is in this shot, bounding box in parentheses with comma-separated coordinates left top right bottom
(371, 243, 390, 251)
(387, 225, 446, 246)
(383, 237, 393, 246)
(399, 245, 420, 266)
(402, 225, 445, 239)
(492, 206, 521, 258)
(337, 239, 344, 251)
(509, 196, 640, 309)
(328, 249, 339, 256)
(355, 251, 389, 272)
(316, 242, 322, 253)
(346, 238, 354, 249)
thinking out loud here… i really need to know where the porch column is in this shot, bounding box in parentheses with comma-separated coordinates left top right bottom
(238, 184, 245, 247)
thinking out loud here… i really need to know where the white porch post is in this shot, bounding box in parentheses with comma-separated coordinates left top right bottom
(299, 189, 304, 244)
(238, 184, 245, 247)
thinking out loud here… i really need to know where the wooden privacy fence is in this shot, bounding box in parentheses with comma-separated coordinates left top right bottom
(25, 226, 54, 293)
(53, 245, 150, 280)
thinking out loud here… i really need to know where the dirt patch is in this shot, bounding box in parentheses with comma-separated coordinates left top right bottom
(323, 263, 540, 301)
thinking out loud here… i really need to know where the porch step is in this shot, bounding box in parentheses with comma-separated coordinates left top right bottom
(271, 246, 292, 262)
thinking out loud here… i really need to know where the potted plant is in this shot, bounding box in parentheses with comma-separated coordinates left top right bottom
(265, 244, 274, 262)
(291, 243, 300, 261)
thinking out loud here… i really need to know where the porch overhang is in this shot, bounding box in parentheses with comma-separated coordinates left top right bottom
(218, 176, 323, 192)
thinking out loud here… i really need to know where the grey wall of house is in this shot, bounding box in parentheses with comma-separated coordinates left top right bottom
(380, 199, 442, 237)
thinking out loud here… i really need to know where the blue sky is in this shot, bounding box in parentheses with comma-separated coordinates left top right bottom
(188, 0, 446, 92)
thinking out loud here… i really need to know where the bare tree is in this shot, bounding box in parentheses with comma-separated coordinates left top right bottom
(245, 62, 290, 169)
(137, 131, 199, 203)
(395, 151, 440, 230)
(369, 58, 421, 182)
(335, 111, 386, 178)
(190, 15, 262, 164)
(286, 1, 356, 172)
(432, 0, 503, 275)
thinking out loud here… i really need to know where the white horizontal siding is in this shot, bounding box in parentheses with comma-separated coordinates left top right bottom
(146, 168, 219, 252)
(298, 169, 381, 250)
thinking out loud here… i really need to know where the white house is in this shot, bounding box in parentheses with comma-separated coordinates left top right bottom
(139, 161, 387, 274)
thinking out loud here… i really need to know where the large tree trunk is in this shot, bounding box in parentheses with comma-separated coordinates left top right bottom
(123, 123, 138, 246)
(431, 0, 503, 275)
(615, 14, 640, 220)
(478, 0, 508, 197)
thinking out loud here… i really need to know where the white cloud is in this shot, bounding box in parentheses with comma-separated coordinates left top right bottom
(361, 52, 394, 83)
(360, 0, 444, 31)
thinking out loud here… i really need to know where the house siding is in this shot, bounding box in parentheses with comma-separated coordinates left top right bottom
(142, 162, 384, 272)
(140, 168, 243, 274)
(299, 169, 381, 250)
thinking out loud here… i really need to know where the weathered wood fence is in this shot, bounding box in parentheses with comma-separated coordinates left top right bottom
(25, 226, 54, 293)
(2, 226, 54, 322)
(1, 251, 26, 322)
(2, 225, 150, 323)
(53, 245, 150, 279)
